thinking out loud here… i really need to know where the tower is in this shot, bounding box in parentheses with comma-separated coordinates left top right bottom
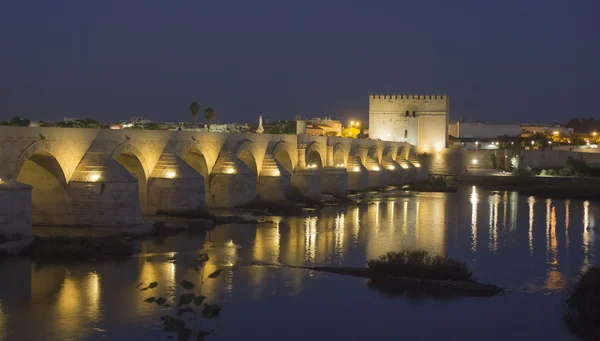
(368, 94, 449, 152)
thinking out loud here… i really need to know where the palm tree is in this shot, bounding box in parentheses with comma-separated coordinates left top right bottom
(189, 102, 200, 129)
(204, 106, 214, 132)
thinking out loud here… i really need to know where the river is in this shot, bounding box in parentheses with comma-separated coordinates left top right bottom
(0, 186, 597, 340)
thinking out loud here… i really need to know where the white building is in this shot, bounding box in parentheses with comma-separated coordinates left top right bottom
(449, 121, 521, 139)
(521, 124, 573, 135)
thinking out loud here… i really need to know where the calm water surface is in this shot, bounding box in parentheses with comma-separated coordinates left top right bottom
(0, 187, 598, 341)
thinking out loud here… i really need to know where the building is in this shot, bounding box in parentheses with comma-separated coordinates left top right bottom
(521, 124, 573, 136)
(310, 117, 343, 136)
(130, 117, 152, 124)
(369, 94, 449, 151)
(448, 121, 521, 139)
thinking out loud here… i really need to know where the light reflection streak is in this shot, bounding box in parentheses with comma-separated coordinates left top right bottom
(305, 217, 318, 264)
(489, 194, 499, 252)
(470, 186, 478, 252)
(334, 213, 345, 256)
(403, 200, 408, 236)
(509, 192, 518, 231)
(583, 201, 593, 269)
(565, 200, 570, 248)
(528, 196, 535, 254)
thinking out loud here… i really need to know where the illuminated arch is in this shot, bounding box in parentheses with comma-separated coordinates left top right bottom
(305, 141, 324, 168)
(270, 140, 294, 174)
(233, 139, 258, 174)
(332, 143, 345, 166)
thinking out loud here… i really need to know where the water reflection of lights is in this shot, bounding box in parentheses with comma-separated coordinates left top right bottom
(470, 186, 479, 252)
(334, 213, 345, 255)
(528, 196, 535, 254)
(402, 200, 408, 235)
(304, 217, 318, 263)
(565, 200, 570, 248)
(582, 201, 594, 269)
(488, 194, 499, 252)
(387, 201, 395, 223)
(87, 272, 101, 321)
(509, 192, 518, 230)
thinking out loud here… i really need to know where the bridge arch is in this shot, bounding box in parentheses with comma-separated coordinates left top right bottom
(233, 139, 258, 174)
(332, 143, 345, 166)
(111, 142, 150, 211)
(271, 140, 294, 174)
(305, 141, 324, 169)
(13, 141, 72, 225)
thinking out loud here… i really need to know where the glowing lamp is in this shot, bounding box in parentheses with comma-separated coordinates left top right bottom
(387, 166, 395, 170)
(89, 173, 101, 182)
(413, 163, 421, 168)
(472, 159, 478, 165)
(166, 170, 176, 179)
(353, 166, 360, 172)
(372, 166, 380, 171)
(225, 167, 236, 174)
(400, 164, 409, 169)
(273, 170, 281, 176)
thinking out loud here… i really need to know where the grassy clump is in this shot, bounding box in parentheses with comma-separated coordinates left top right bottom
(23, 236, 135, 260)
(367, 250, 473, 281)
(564, 267, 600, 339)
(156, 207, 214, 219)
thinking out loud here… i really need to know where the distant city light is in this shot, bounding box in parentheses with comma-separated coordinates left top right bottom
(553, 131, 559, 135)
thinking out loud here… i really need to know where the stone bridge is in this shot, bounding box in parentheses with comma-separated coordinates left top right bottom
(0, 127, 426, 227)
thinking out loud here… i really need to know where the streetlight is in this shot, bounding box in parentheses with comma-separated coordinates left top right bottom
(593, 131, 598, 137)
(350, 121, 355, 127)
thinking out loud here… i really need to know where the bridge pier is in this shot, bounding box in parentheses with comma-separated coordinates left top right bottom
(208, 152, 257, 207)
(68, 152, 142, 226)
(291, 169, 321, 198)
(346, 157, 368, 192)
(0, 182, 32, 240)
(320, 167, 348, 195)
(364, 158, 388, 189)
(147, 153, 205, 214)
(258, 155, 291, 201)
(381, 156, 405, 185)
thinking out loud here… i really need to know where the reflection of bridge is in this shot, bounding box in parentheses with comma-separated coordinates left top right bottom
(0, 127, 426, 227)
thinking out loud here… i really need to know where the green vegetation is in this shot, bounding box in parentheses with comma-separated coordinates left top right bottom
(189, 102, 200, 128)
(0, 116, 31, 126)
(142, 253, 222, 340)
(367, 250, 473, 281)
(204, 106, 214, 131)
(23, 236, 135, 260)
(564, 267, 600, 340)
(56, 118, 101, 128)
(532, 157, 600, 177)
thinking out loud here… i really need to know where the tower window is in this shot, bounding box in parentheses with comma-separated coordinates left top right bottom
(404, 130, 408, 138)
(405, 110, 409, 117)
(412, 111, 416, 117)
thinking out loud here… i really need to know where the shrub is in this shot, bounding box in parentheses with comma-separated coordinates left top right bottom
(547, 169, 557, 176)
(564, 267, 600, 339)
(367, 250, 473, 281)
(540, 169, 548, 176)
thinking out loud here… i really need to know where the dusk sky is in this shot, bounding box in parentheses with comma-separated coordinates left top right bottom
(1, 0, 599, 125)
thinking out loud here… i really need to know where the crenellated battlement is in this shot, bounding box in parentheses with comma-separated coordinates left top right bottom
(370, 94, 447, 100)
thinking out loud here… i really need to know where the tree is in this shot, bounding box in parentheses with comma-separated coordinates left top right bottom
(204, 107, 214, 132)
(9, 116, 30, 126)
(342, 127, 360, 138)
(189, 102, 200, 128)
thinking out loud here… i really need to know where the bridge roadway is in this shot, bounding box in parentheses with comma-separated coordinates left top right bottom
(0, 127, 426, 227)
